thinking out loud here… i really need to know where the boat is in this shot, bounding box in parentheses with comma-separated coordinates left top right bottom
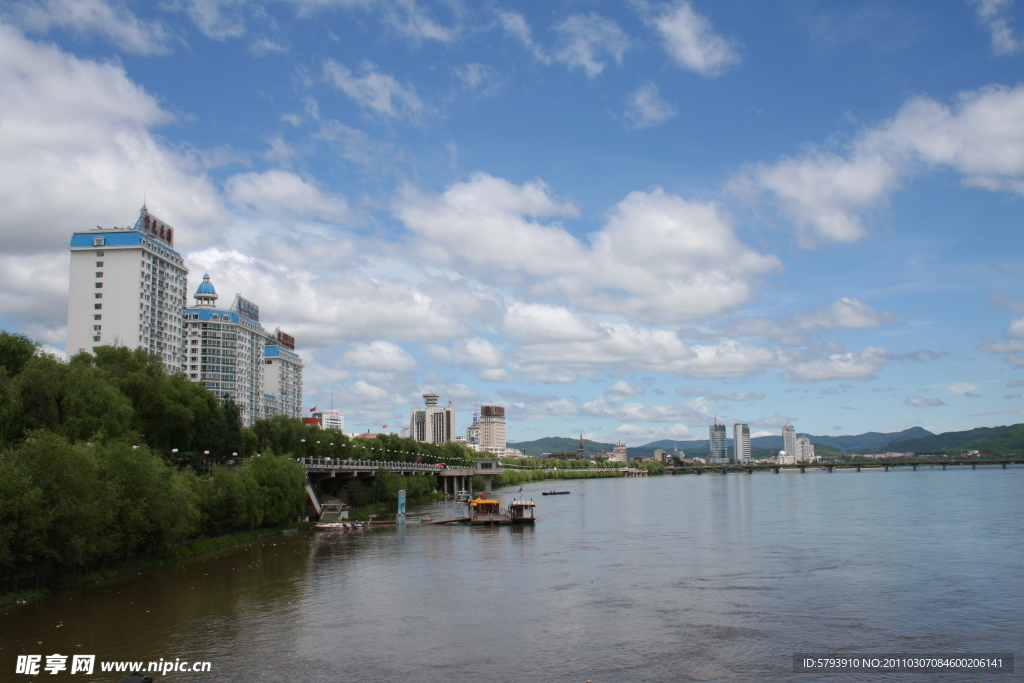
(467, 495, 506, 525)
(454, 490, 471, 503)
(541, 490, 570, 496)
(507, 497, 536, 524)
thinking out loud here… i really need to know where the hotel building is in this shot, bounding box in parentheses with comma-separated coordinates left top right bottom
(733, 423, 751, 463)
(708, 423, 728, 464)
(67, 206, 188, 374)
(410, 393, 456, 444)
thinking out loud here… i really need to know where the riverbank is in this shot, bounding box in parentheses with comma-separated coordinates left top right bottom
(0, 521, 314, 608)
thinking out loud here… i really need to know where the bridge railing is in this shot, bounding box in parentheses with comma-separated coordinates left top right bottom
(297, 457, 474, 474)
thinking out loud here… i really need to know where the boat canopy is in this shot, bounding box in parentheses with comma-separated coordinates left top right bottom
(509, 500, 535, 507)
(469, 497, 499, 506)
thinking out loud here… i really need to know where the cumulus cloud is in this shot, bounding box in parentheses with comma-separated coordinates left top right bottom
(736, 84, 1024, 246)
(225, 170, 354, 222)
(651, 1, 739, 77)
(324, 59, 424, 119)
(613, 423, 692, 444)
(783, 346, 889, 382)
(968, 0, 1020, 55)
(552, 12, 630, 78)
(795, 297, 900, 328)
(605, 381, 646, 398)
(625, 81, 678, 129)
(979, 315, 1024, 365)
(905, 396, 947, 407)
(0, 24, 224, 254)
(8, 0, 173, 54)
(342, 340, 418, 372)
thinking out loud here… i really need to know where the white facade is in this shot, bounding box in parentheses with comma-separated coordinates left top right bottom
(410, 393, 456, 444)
(264, 342, 303, 419)
(185, 275, 303, 426)
(313, 410, 344, 431)
(733, 423, 752, 463)
(797, 436, 817, 462)
(479, 405, 506, 457)
(782, 424, 797, 460)
(68, 206, 188, 374)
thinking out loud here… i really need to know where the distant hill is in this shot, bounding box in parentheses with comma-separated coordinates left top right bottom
(864, 424, 1023, 454)
(511, 424, 1024, 458)
(507, 437, 613, 457)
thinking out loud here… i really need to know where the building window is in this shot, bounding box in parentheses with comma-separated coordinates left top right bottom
(93, 336, 101, 342)
(95, 261, 103, 267)
(95, 272, 103, 277)
(93, 237, 105, 247)
(95, 283, 103, 288)
(94, 315, 101, 320)
(93, 325, 101, 331)
(96, 250, 104, 256)
(94, 304, 102, 310)
(95, 293, 102, 299)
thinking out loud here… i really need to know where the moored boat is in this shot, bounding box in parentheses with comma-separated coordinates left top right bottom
(468, 495, 505, 524)
(541, 490, 570, 495)
(508, 497, 536, 524)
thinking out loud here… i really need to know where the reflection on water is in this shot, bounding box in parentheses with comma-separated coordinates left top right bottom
(3, 467, 1022, 682)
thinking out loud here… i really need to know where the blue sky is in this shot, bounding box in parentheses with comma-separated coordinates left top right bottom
(1, 0, 1023, 445)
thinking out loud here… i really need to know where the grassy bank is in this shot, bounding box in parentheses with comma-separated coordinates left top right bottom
(0, 521, 314, 608)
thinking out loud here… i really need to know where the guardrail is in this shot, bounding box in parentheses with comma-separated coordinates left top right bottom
(297, 457, 474, 474)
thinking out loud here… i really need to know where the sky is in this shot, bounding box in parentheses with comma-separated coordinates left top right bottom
(1, 0, 1023, 446)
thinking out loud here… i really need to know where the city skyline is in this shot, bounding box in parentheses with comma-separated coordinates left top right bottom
(1, 2, 1024, 445)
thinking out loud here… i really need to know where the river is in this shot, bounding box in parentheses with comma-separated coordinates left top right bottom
(3, 466, 1022, 682)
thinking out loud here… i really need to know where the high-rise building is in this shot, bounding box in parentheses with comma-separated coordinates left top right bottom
(263, 328, 303, 419)
(185, 274, 303, 426)
(733, 423, 751, 463)
(410, 393, 456, 444)
(67, 205, 188, 374)
(465, 411, 481, 447)
(782, 424, 797, 460)
(479, 405, 507, 457)
(708, 423, 727, 463)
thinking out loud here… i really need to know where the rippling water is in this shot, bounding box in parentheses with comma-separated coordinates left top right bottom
(3, 466, 1022, 682)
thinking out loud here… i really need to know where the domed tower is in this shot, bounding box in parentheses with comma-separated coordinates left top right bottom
(193, 274, 218, 308)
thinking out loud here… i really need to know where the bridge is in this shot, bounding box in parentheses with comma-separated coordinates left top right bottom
(668, 458, 1024, 475)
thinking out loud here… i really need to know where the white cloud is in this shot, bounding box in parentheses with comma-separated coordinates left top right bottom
(324, 59, 424, 119)
(968, 0, 1020, 55)
(397, 175, 779, 324)
(381, 0, 458, 44)
(625, 81, 678, 129)
(783, 346, 889, 382)
(613, 423, 692, 444)
(225, 170, 354, 222)
(738, 84, 1024, 246)
(426, 337, 505, 369)
(183, 0, 247, 40)
(795, 297, 899, 329)
(0, 24, 224, 257)
(905, 396, 947, 407)
(341, 340, 418, 372)
(9, 0, 172, 54)
(651, 1, 739, 77)
(502, 303, 604, 344)
(454, 63, 502, 96)
(553, 12, 630, 78)
(496, 9, 548, 62)
(605, 381, 646, 398)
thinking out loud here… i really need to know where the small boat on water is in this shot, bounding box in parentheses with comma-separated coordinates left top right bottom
(508, 497, 536, 524)
(468, 495, 506, 525)
(541, 490, 570, 496)
(455, 490, 471, 503)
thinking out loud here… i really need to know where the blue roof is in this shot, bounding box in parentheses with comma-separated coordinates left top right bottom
(187, 308, 259, 326)
(264, 346, 281, 357)
(196, 274, 216, 295)
(70, 230, 182, 258)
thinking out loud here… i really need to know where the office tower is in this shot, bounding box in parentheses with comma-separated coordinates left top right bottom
(733, 423, 751, 463)
(67, 205, 188, 374)
(708, 423, 727, 463)
(479, 405, 507, 457)
(410, 393, 456, 444)
(312, 410, 344, 431)
(782, 424, 797, 460)
(797, 436, 816, 462)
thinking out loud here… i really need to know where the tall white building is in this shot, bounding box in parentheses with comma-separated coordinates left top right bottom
(263, 329, 303, 419)
(410, 393, 456, 444)
(478, 405, 507, 457)
(733, 423, 751, 463)
(67, 206, 188, 374)
(782, 424, 797, 459)
(708, 423, 728, 463)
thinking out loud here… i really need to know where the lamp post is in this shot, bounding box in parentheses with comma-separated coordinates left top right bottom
(300, 438, 305, 461)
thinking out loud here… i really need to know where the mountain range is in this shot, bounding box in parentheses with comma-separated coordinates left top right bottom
(508, 424, 1024, 457)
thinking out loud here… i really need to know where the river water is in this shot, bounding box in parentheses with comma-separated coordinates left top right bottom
(3, 466, 1022, 682)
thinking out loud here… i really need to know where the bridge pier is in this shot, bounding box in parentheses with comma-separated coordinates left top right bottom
(884, 465, 889, 471)
(694, 468, 702, 475)
(942, 463, 946, 470)
(972, 463, 976, 470)
(746, 467, 753, 474)
(855, 465, 861, 472)
(826, 464, 834, 472)
(720, 468, 727, 475)
(1003, 462, 1008, 469)
(772, 467, 779, 474)
(912, 463, 918, 471)
(799, 465, 806, 473)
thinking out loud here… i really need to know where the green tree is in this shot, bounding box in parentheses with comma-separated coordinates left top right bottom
(0, 330, 37, 377)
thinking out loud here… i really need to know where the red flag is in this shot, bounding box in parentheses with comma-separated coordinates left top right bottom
(518, 486, 523, 493)
(309, 407, 317, 412)
(382, 424, 388, 429)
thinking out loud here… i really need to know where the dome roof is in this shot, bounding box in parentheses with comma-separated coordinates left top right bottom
(195, 274, 217, 295)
